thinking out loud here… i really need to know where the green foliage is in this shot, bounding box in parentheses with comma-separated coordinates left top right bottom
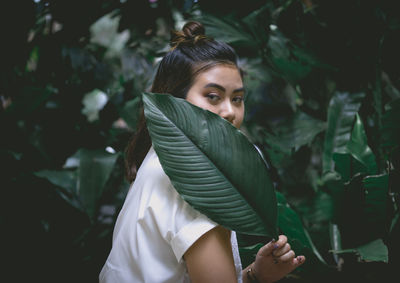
(276, 192, 327, 266)
(2, 0, 400, 282)
(331, 238, 388, 263)
(143, 92, 278, 238)
(323, 92, 365, 173)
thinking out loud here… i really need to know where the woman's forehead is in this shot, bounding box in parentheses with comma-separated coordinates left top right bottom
(193, 65, 243, 88)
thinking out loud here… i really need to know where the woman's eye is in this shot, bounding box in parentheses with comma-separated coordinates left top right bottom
(233, 96, 244, 103)
(206, 93, 220, 102)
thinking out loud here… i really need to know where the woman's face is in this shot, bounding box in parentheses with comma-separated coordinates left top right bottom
(186, 65, 245, 129)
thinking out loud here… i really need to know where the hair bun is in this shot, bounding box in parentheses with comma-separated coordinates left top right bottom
(170, 21, 207, 50)
(182, 21, 205, 38)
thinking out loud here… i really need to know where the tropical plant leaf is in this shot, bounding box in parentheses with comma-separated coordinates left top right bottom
(265, 110, 326, 154)
(356, 238, 388, 262)
(332, 152, 365, 183)
(76, 149, 119, 220)
(331, 238, 388, 263)
(346, 114, 377, 174)
(194, 13, 254, 47)
(34, 170, 83, 211)
(363, 174, 389, 226)
(276, 192, 327, 265)
(142, 92, 278, 238)
(322, 91, 365, 173)
(36, 149, 119, 220)
(331, 114, 377, 181)
(35, 169, 77, 195)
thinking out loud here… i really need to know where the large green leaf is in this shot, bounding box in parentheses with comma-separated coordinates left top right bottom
(323, 92, 365, 173)
(142, 92, 278, 238)
(76, 149, 119, 219)
(331, 114, 377, 181)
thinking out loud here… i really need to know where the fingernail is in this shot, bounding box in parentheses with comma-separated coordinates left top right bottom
(273, 243, 279, 249)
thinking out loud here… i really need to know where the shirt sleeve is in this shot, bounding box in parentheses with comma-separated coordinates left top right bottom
(141, 149, 218, 263)
(170, 202, 218, 262)
(154, 180, 218, 263)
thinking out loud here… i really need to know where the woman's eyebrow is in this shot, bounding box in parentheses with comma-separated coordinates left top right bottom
(204, 83, 245, 93)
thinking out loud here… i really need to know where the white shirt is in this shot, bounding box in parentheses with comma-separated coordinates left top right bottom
(100, 147, 243, 283)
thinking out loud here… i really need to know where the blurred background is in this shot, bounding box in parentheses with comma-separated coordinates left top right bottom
(1, 0, 399, 282)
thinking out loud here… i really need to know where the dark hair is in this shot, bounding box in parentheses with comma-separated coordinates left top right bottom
(125, 21, 240, 182)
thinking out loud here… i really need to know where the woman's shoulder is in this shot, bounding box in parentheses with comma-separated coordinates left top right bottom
(136, 147, 170, 183)
(133, 146, 180, 206)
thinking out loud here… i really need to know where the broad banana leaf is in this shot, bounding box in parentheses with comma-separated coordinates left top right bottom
(143, 92, 278, 238)
(323, 91, 365, 173)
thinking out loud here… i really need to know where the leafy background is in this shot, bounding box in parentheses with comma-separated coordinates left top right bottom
(1, 0, 399, 282)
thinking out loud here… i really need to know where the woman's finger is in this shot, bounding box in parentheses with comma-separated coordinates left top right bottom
(257, 241, 278, 257)
(276, 235, 287, 247)
(272, 243, 291, 257)
(276, 250, 295, 263)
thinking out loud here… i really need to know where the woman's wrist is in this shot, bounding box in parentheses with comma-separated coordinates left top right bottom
(245, 262, 275, 283)
(246, 262, 259, 283)
(245, 263, 259, 283)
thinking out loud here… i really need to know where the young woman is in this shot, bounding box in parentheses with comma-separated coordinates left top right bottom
(100, 21, 305, 283)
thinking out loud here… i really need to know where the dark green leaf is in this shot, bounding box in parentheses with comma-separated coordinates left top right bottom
(346, 114, 377, 174)
(76, 149, 119, 220)
(331, 238, 388, 263)
(331, 114, 377, 181)
(194, 13, 254, 46)
(332, 152, 368, 183)
(320, 171, 345, 221)
(356, 238, 388, 262)
(323, 92, 365, 173)
(34, 170, 83, 211)
(265, 111, 326, 154)
(363, 174, 389, 226)
(35, 170, 77, 194)
(271, 57, 312, 82)
(276, 192, 327, 265)
(142, 92, 278, 238)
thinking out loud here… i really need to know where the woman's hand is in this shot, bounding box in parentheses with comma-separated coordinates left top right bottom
(248, 235, 305, 283)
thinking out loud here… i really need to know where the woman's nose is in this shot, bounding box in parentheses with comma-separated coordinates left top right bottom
(219, 100, 235, 124)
